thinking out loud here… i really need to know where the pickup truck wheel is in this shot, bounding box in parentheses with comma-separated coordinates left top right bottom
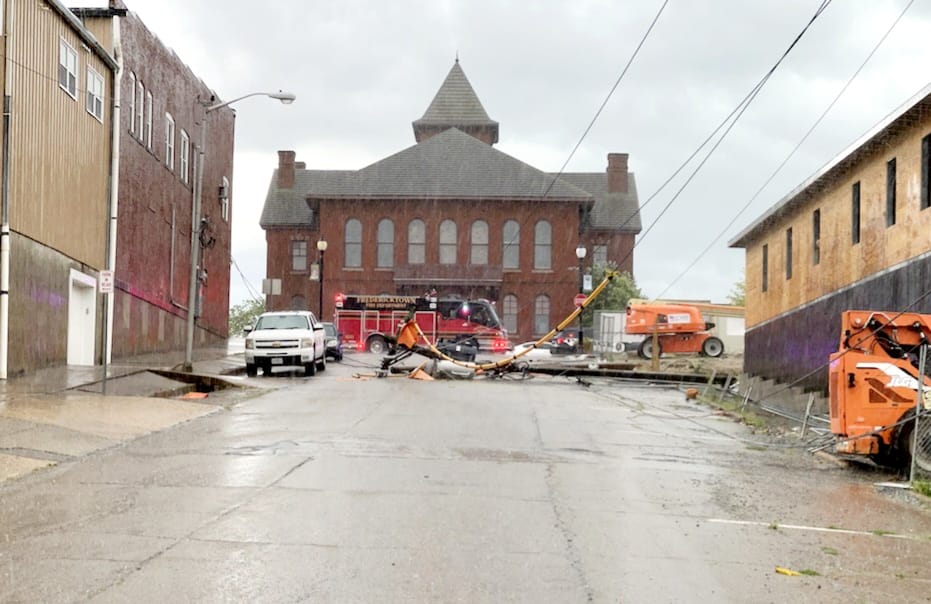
(368, 336, 387, 354)
(317, 347, 327, 371)
(262, 365, 272, 376)
(304, 360, 317, 377)
(246, 363, 257, 377)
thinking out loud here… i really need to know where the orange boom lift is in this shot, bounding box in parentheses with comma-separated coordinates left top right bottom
(624, 303, 724, 359)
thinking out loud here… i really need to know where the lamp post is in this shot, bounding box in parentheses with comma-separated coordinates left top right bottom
(575, 244, 587, 354)
(317, 239, 328, 319)
(183, 91, 296, 372)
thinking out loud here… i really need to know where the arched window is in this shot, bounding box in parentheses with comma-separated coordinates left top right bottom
(440, 219, 457, 265)
(503, 220, 519, 269)
(344, 218, 362, 268)
(502, 294, 518, 334)
(408, 219, 425, 264)
(534, 220, 551, 270)
(534, 295, 550, 335)
(377, 218, 394, 268)
(471, 220, 488, 265)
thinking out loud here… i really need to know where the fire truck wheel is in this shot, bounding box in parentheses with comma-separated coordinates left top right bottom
(368, 336, 388, 354)
(701, 337, 724, 358)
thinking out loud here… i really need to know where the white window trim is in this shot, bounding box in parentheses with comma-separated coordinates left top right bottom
(165, 113, 175, 171)
(291, 240, 308, 272)
(145, 91, 153, 148)
(180, 130, 190, 183)
(135, 81, 144, 138)
(127, 72, 136, 133)
(85, 66, 104, 122)
(220, 176, 230, 222)
(59, 38, 78, 99)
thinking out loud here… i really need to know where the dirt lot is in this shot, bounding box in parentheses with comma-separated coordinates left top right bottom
(606, 350, 745, 377)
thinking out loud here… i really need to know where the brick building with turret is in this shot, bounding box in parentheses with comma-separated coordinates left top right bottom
(260, 60, 640, 343)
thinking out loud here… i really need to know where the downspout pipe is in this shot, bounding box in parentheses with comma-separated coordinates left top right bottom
(104, 15, 121, 366)
(0, 0, 14, 380)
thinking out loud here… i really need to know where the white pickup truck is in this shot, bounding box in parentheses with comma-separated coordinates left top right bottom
(244, 310, 327, 377)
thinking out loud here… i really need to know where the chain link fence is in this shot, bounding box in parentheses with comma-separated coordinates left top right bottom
(910, 345, 931, 482)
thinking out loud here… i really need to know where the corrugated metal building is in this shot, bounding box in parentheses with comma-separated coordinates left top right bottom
(0, 0, 116, 374)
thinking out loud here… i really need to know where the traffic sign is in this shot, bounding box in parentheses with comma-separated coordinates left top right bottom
(99, 270, 114, 294)
(574, 293, 587, 308)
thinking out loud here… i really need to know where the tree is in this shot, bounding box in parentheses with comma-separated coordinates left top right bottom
(581, 263, 643, 327)
(229, 297, 265, 335)
(727, 276, 745, 306)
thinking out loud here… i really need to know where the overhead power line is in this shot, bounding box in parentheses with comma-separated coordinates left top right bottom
(612, 0, 833, 267)
(654, 0, 915, 299)
(231, 255, 264, 303)
(542, 0, 669, 199)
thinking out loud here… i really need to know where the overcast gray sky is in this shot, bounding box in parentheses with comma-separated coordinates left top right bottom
(93, 0, 931, 307)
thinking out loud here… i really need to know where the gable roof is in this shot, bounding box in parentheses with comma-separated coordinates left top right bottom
(413, 61, 498, 130)
(558, 172, 642, 233)
(261, 128, 600, 228)
(729, 82, 931, 248)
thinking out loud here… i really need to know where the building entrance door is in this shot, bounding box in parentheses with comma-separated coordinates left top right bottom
(67, 270, 96, 366)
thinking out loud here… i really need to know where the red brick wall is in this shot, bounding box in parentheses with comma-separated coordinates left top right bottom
(265, 197, 633, 341)
(113, 13, 234, 357)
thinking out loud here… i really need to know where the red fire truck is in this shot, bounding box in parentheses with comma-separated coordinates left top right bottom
(334, 293, 511, 354)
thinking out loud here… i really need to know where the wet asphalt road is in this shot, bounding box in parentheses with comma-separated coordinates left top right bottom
(3, 354, 931, 603)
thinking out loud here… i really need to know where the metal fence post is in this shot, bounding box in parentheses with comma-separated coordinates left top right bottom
(800, 393, 815, 438)
(911, 344, 927, 485)
(740, 386, 752, 411)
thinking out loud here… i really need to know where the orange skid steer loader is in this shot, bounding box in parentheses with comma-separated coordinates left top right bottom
(625, 303, 724, 359)
(829, 310, 931, 468)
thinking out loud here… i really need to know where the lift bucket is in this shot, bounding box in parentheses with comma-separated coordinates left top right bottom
(395, 319, 421, 350)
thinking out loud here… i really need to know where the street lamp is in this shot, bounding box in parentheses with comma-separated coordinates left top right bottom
(575, 244, 587, 354)
(183, 90, 296, 372)
(317, 239, 328, 319)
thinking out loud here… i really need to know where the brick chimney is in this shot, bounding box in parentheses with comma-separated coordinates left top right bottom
(277, 150, 296, 189)
(607, 153, 629, 193)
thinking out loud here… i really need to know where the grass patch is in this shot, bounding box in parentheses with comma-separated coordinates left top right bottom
(768, 521, 779, 531)
(820, 546, 839, 556)
(705, 392, 769, 430)
(798, 569, 821, 576)
(871, 529, 896, 536)
(913, 480, 931, 497)
(745, 444, 767, 452)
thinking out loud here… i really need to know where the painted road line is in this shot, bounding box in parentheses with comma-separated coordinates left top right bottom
(706, 518, 922, 541)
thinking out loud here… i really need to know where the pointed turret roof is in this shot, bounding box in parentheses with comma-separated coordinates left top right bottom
(413, 60, 499, 144)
